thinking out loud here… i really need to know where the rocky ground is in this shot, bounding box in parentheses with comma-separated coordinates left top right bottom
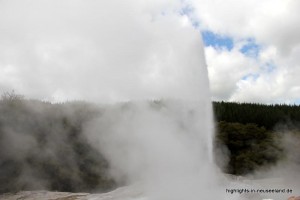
(0, 177, 298, 200)
(0, 186, 145, 200)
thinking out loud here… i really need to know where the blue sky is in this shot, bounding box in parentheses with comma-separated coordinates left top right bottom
(201, 31, 233, 51)
(201, 31, 261, 58)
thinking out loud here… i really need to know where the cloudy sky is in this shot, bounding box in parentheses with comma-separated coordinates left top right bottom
(193, 0, 300, 104)
(1, 0, 300, 104)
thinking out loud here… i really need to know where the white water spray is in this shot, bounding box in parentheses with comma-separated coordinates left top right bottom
(2, 0, 223, 198)
(84, 11, 222, 200)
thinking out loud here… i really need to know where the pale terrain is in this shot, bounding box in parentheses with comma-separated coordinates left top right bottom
(1, 177, 298, 200)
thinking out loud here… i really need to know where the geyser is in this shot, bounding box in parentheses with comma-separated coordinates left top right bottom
(2, 1, 300, 199)
(1, 1, 222, 199)
(83, 7, 220, 200)
(85, 99, 218, 200)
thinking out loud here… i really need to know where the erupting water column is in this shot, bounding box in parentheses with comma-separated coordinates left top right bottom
(81, 5, 224, 200)
(85, 15, 223, 200)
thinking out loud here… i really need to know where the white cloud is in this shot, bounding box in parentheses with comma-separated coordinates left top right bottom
(205, 46, 258, 101)
(0, 0, 208, 103)
(190, 0, 300, 103)
(230, 44, 300, 103)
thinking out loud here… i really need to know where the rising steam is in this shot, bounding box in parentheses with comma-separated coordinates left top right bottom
(1, 1, 221, 199)
(2, 1, 300, 200)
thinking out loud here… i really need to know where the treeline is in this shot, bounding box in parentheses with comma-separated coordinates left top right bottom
(213, 101, 300, 130)
(213, 101, 300, 175)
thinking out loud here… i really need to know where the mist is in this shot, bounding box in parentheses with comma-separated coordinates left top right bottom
(0, 97, 116, 193)
(0, 0, 221, 198)
(246, 129, 300, 199)
(1, 1, 300, 200)
(84, 99, 218, 199)
(0, 0, 226, 199)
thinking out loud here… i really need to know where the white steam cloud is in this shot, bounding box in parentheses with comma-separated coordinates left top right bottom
(0, 0, 207, 103)
(5, 1, 296, 200)
(84, 100, 217, 199)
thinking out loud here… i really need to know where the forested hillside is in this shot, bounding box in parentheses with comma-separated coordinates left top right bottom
(0, 93, 115, 193)
(213, 101, 300, 130)
(213, 101, 300, 175)
(1, 93, 300, 193)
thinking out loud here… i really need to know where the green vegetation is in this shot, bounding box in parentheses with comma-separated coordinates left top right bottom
(213, 101, 300, 130)
(215, 121, 283, 175)
(213, 101, 300, 175)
